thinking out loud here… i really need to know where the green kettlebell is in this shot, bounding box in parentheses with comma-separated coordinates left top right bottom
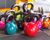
(16, 11, 24, 21)
(16, 14, 22, 21)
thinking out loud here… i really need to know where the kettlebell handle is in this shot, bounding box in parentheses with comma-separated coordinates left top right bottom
(4, 10, 16, 23)
(24, 13, 33, 22)
(6, 14, 14, 22)
(5, 10, 16, 15)
(11, 4, 20, 12)
(23, 3, 34, 12)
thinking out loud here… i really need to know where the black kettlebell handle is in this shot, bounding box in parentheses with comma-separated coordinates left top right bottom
(24, 13, 33, 22)
(11, 4, 20, 11)
(25, 13, 41, 22)
(4, 10, 16, 23)
(6, 14, 14, 22)
(23, 3, 34, 12)
(5, 10, 16, 15)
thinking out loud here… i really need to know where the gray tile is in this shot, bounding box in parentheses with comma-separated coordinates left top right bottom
(0, 31, 50, 40)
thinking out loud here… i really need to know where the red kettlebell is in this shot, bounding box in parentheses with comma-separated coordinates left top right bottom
(24, 22, 38, 37)
(23, 21, 28, 27)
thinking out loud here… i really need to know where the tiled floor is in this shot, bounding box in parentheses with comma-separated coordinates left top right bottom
(43, 29, 50, 36)
(0, 30, 50, 40)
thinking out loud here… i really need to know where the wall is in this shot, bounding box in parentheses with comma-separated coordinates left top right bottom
(0, 0, 15, 13)
(0, 0, 32, 13)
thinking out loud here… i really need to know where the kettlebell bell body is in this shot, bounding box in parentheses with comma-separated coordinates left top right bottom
(43, 18, 50, 28)
(0, 15, 5, 30)
(24, 22, 38, 37)
(0, 21, 5, 30)
(36, 19, 42, 29)
(5, 21, 17, 35)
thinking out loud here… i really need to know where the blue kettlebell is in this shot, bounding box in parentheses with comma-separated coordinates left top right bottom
(5, 15, 17, 35)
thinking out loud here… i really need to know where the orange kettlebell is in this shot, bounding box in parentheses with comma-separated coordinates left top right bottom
(43, 18, 50, 28)
(21, 0, 28, 2)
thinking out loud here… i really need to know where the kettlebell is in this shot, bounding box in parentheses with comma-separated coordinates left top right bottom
(15, 12, 24, 30)
(35, 14, 42, 29)
(23, 14, 39, 37)
(23, 14, 32, 30)
(11, 4, 24, 30)
(12, 4, 24, 21)
(43, 17, 50, 29)
(0, 15, 5, 30)
(5, 15, 17, 35)
(23, 20, 38, 37)
(35, 18, 42, 29)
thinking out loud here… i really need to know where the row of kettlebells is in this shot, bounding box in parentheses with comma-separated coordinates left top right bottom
(0, 10, 43, 37)
(10, 2, 50, 29)
(0, 3, 50, 37)
(0, 10, 50, 37)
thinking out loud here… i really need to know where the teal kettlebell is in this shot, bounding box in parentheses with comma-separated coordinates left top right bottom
(5, 15, 17, 35)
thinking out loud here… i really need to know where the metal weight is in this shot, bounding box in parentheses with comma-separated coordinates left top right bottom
(4, 12, 17, 35)
(43, 17, 50, 29)
(11, 4, 24, 30)
(15, 12, 24, 30)
(0, 15, 5, 30)
(23, 14, 39, 37)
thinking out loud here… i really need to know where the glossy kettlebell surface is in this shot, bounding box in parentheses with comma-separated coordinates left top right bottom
(24, 22, 38, 37)
(5, 21, 17, 35)
(0, 21, 5, 30)
(43, 18, 50, 28)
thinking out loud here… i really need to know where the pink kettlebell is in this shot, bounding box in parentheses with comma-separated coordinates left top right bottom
(0, 21, 5, 30)
(0, 16, 5, 30)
